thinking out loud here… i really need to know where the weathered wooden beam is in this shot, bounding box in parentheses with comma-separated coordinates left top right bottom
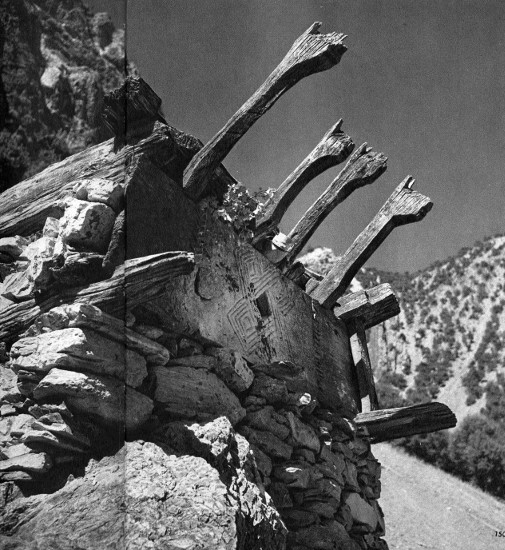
(348, 318, 379, 412)
(0, 122, 236, 239)
(279, 144, 387, 266)
(311, 177, 432, 307)
(355, 402, 457, 443)
(0, 251, 195, 344)
(333, 283, 400, 329)
(183, 23, 347, 200)
(100, 76, 166, 143)
(253, 120, 354, 243)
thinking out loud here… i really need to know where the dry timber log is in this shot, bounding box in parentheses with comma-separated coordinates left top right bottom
(355, 402, 457, 443)
(280, 144, 387, 266)
(101, 76, 166, 142)
(253, 120, 354, 243)
(334, 283, 400, 329)
(183, 23, 347, 200)
(348, 318, 379, 412)
(0, 251, 195, 344)
(311, 176, 433, 307)
(0, 122, 235, 238)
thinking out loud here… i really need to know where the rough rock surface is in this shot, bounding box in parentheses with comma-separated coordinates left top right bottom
(33, 368, 153, 432)
(0, 0, 131, 192)
(0, 436, 285, 550)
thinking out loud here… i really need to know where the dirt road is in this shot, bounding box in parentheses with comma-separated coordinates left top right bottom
(374, 443, 505, 550)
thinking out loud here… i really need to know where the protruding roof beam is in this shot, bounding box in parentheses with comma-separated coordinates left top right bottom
(253, 120, 354, 243)
(183, 23, 348, 200)
(311, 177, 432, 307)
(355, 402, 457, 443)
(333, 283, 399, 328)
(277, 144, 387, 266)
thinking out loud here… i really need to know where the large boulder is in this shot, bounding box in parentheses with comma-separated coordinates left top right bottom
(0, 440, 286, 550)
(153, 365, 246, 426)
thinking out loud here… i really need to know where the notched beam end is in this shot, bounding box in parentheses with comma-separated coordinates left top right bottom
(389, 176, 433, 225)
(290, 22, 348, 72)
(281, 143, 387, 267)
(183, 22, 348, 202)
(333, 283, 400, 328)
(253, 120, 355, 245)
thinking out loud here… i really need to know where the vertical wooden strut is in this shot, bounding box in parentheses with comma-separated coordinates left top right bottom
(348, 318, 379, 412)
(253, 120, 354, 243)
(279, 144, 387, 266)
(183, 23, 348, 200)
(311, 177, 433, 307)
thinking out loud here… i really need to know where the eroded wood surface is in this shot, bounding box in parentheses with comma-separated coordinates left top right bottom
(183, 23, 347, 200)
(253, 120, 354, 243)
(281, 144, 387, 266)
(356, 402, 457, 442)
(311, 177, 433, 307)
(334, 283, 400, 329)
(0, 251, 195, 343)
(0, 122, 235, 238)
(348, 318, 379, 412)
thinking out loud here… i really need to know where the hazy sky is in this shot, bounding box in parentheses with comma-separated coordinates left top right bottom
(88, 0, 504, 273)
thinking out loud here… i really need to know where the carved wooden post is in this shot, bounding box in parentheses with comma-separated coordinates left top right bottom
(253, 120, 354, 243)
(183, 23, 347, 200)
(278, 144, 387, 266)
(311, 177, 432, 307)
(348, 318, 379, 412)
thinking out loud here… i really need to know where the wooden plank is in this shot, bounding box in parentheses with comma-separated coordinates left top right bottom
(348, 318, 379, 412)
(355, 402, 457, 443)
(253, 120, 354, 243)
(280, 143, 387, 266)
(101, 76, 165, 140)
(183, 23, 347, 200)
(0, 122, 235, 238)
(333, 283, 400, 329)
(0, 251, 195, 343)
(311, 176, 433, 307)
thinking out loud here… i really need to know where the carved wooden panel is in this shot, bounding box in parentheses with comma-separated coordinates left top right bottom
(150, 191, 359, 415)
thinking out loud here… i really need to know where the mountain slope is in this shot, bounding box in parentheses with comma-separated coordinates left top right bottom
(300, 234, 505, 423)
(0, 0, 131, 192)
(374, 443, 505, 550)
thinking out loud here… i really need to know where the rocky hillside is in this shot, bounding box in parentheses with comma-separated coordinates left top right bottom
(300, 235, 505, 498)
(0, 0, 132, 192)
(300, 234, 505, 422)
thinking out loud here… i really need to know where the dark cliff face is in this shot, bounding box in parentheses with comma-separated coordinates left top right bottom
(0, 0, 130, 192)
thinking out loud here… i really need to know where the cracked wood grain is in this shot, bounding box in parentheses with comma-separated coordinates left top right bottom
(278, 143, 387, 266)
(311, 176, 433, 307)
(183, 23, 347, 200)
(253, 120, 354, 243)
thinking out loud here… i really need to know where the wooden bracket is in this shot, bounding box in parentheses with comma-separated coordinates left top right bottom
(333, 283, 399, 328)
(253, 120, 354, 243)
(279, 143, 387, 267)
(355, 402, 457, 442)
(183, 23, 347, 200)
(348, 317, 379, 413)
(311, 176, 432, 307)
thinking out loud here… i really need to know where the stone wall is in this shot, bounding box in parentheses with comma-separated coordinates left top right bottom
(1, 299, 387, 549)
(0, 110, 389, 549)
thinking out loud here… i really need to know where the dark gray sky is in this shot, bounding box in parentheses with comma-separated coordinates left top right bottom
(88, 0, 505, 273)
